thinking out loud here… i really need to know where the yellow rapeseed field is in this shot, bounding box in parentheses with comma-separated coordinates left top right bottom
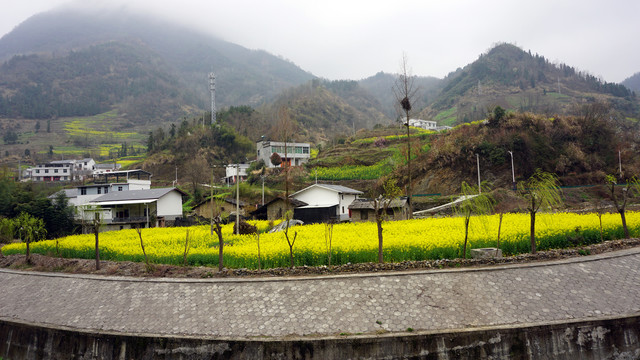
(2, 213, 638, 269)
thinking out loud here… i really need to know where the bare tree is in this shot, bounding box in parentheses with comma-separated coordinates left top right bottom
(79, 206, 103, 270)
(517, 170, 562, 254)
(324, 222, 334, 266)
(183, 155, 209, 203)
(209, 197, 228, 271)
(283, 210, 298, 268)
(452, 182, 494, 259)
(183, 229, 190, 266)
(374, 179, 402, 263)
(393, 53, 418, 218)
(135, 226, 152, 271)
(606, 175, 639, 239)
(274, 106, 298, 211)
(256, 233, 262, 271)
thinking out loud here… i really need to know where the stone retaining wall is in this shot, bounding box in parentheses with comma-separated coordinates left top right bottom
(2, 315, 639, 360)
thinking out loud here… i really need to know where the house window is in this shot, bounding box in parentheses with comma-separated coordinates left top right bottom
(342, 206, 345, 214)
(36, 170, 40, 174)
(45, 169, 49, 174)
(104, 187, 109, 194)
(80, 188, 87, 195)
(303, 147, 310, 154)
(63, 169, 67, 173)
(54, 169, 58, 173)
(97, 187, 101, 194)
(118, 186, 123, 191)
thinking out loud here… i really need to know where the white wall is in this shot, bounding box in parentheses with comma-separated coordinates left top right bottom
(156, 191, 183, 220)
(292, 187, 339, 206)
(126, 180, 151, 190)
(339, 194, 358, 215)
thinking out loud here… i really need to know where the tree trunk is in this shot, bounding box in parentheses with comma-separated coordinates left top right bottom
(94, 228, 100, 270)
(463, 216, 470, 258)
(216, 226, 224, 271)
(256, 234, 261, 271)
(598, 213, 603, 242)
(496, 213, 503, 257)
(289, 244, 294, 268)
(619, 210, 630, 239)
(530, 210, 536, 254)
(377, 219, 384, 263)
(25, 238, 31, 264)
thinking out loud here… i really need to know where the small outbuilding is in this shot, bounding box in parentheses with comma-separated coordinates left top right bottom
(251, 197, 307, 221)
(290, 184, 363, 223)
(192, 197, 246, 219)
(348, 197, 411, 222)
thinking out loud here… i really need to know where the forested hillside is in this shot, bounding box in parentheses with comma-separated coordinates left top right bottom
(358, 72, 442, 119)
(0, 42, 195, 122)
(410, 104, 640, 194)
(420, 44, 638, 126)
(622, 72, 640, 92)
(0, 7, 314, 115)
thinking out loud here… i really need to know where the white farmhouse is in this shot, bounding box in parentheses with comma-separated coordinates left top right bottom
(290, 184, 363, 223)
(257, 140, 310, 168)
(27, 158, 96, 182)
(224, 164, 250, 184)
(82, 187, 186, 231)
(408, 118, 438, 130)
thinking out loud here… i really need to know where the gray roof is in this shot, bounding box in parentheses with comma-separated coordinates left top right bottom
(47, 189, 77, 199)
(292, 184, 363, 197)
(348, 197, 408, 210)
(91, 188, 180, 203)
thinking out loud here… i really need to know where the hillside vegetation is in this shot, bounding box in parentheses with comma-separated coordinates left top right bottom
(0, 42, 195, 122)
(309, 103, 640, 197)
(622, 72, 640, 93)
(0, 7, 314, 109)
(421, 44, 638, 125)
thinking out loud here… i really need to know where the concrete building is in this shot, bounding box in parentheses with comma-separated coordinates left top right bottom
(224, 164, 250, 184)
(348, 197, 411, 222)
(290, 184, 363, 223)
(256, 140, 310, 168)
(27, 158, 96, 182)
(250, 197, 308, 221)
(80, 187, 186, 231)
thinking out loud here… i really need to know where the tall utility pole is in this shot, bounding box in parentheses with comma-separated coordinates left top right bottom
(476, 153, 481, 194)
(236, 164, 240, 235)
(508, 151, 516, 190)
(209, 73, 216, 126)
(261, 175, 265, 206)
(619, 150, 622, 178)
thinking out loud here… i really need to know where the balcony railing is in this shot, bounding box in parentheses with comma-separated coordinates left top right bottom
(111, 216, 149, 224)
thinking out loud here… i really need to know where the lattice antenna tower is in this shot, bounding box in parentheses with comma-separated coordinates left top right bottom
(209, 72, 216, 125)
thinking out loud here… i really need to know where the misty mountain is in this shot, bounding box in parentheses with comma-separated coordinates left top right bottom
(0, 41, 197, 122)
(419, 43, 638, 125)
(0, 6, 315, 121)
(622, 72, 640, 93)
(266, 80, 389, 143)
(358, 72, 442, 119)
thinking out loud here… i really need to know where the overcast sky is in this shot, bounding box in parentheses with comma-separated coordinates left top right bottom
(1, 0, 638, 83)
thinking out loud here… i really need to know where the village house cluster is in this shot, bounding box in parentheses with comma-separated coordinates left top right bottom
(35, 137, 413, 232)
